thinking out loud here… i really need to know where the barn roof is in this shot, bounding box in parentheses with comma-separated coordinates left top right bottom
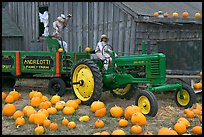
(114, 2, 202, 24)
(2, 8, 23, 37)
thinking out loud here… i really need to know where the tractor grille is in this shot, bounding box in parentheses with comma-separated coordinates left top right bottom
(150, 60, 160, 76)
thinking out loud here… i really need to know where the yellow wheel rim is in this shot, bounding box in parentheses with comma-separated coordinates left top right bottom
(72, 64, 94, 101)
(177, 89, 190, 106)
(138, 96, 151, 114)
(112, 84, 132, 96)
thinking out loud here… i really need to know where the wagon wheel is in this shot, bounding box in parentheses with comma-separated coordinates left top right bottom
(110, 84, 138, 100)
(48, 78, 66, 96)
(135, 90, 158, 117)
(71, 59, 103, 105)
(2, 74, 16, 89)
(175, 83, 196, 108)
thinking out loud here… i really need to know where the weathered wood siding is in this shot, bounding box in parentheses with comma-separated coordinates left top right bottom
(2, 37, 23, 50)
(5, 2, 202, 54)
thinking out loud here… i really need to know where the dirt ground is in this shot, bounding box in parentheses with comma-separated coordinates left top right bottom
(2, 79, 202, 135)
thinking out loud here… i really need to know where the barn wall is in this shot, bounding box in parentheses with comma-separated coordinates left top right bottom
(5, 2, 202, 54)
(2, 37, 23, 50)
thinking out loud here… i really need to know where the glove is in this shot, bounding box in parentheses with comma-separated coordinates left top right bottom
(67, 14, 72, 18)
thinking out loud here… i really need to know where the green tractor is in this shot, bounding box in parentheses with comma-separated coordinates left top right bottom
(2, 36, 196, 117)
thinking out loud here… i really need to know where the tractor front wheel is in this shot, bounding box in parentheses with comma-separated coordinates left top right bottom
(2, 74, 16, 89)
(71, 59, 103, 105)
(135, 90, 158, 117)
(175, 83, 196, 108)
(48, 78, 66, 96)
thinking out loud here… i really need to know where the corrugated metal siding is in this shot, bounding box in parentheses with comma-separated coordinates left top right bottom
(5, 2, 202, 54)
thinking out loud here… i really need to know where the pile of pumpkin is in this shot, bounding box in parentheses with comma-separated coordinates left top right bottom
(2, 90, 81, 134)
(193, 71, 202, 90)
(2, 89, 203, 135)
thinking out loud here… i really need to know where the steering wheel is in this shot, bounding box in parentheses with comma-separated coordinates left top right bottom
(102, 44, 113, 57)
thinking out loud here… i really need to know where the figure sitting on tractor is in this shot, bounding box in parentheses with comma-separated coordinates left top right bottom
(52, 14, 72, 52)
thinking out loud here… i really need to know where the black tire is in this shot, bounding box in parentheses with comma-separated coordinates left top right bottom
(2, 76, 16, 89)
(175, 83, 196, 108)
(110, 84, 138, 100)
(48, 78, 66, 96)
(71, 59, 103, 105)
(135, 90, 158, 117)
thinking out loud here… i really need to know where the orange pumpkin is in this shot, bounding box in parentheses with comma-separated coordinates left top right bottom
(29, 90, 38, 99)
(100, 131, 110, 135)
(131, 112, 146, 126)
(49, 122, 58, 131)
(29, 113, 36, 123)
(58, 48, 63, 53)
(2, 92, 7, 100)
(13, 110, 24, 120)
(110, 105, 123, 118)
(3, 103, 16, 116)
(34, 113, 47, 125)
(124, 105, 141, 119)
(35, 126, 44, 135)
(144, 131, 153, 135)
(177, 117, 190, 128)
(94, 119, 104, 128)
(195, 12, 201, 19)
(163, 12, 169, 17)
(184, 109, 190, 114)
(186, 111, 194, 118)
(67, 121, 77, 129)
(157, 127, 178, 135)
(196, 104, 202, 111)
(182, 11, 189, 18)
(41, 96, 49, 102)
(118, 119, 128, 127)
(23, 106, 35, 115)
(75, 99, 81, 105)
(174, 122, 187, 134)
(192, 109, 201, 115)
(33, 92, 43, 98)
(5, 95, 14, 104)
(63, 106, 75, 115)
(172, 12, 179, 17)
(43, 118, 51, 127)
(8, 89, 20, 101)
(153, 12, 159, 17)
(111, 129, 126, 135)
(131, 125, 142, 134)
(91, 100, 105, 113)
(200, 71, 202, 77)
(50, 95, 60, 105)
(15, 116, 25, 128)
(62, 117, 69, 126)
(26, 109, 37, 117)
(30, 96, 41, 107)
(199, 115, 202, 122)
(39, 101, 52, 109)
(95, 107, 107, 117)
(47, 107, 57, 115)
(85, 47, 91, 52)
(38, 109, 49, 118)
(193, 83, 199, 89)
(191, 126, 202, 135)
(65, 100, 78, 109)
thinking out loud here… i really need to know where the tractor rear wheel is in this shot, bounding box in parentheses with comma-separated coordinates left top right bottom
(71, 59, 103, 105)
(48, 78, 66, 96)
(175, 83, 196, 108)
(135, 90, 158, 117)
(110, 84, 138, 100)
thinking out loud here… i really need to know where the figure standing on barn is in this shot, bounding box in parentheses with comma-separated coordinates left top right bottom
(52, 14, 72, 52)
(95, 34, 113, 70)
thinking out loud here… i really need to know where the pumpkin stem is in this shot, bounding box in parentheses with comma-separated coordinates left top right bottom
(17, 125, 19, 128)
